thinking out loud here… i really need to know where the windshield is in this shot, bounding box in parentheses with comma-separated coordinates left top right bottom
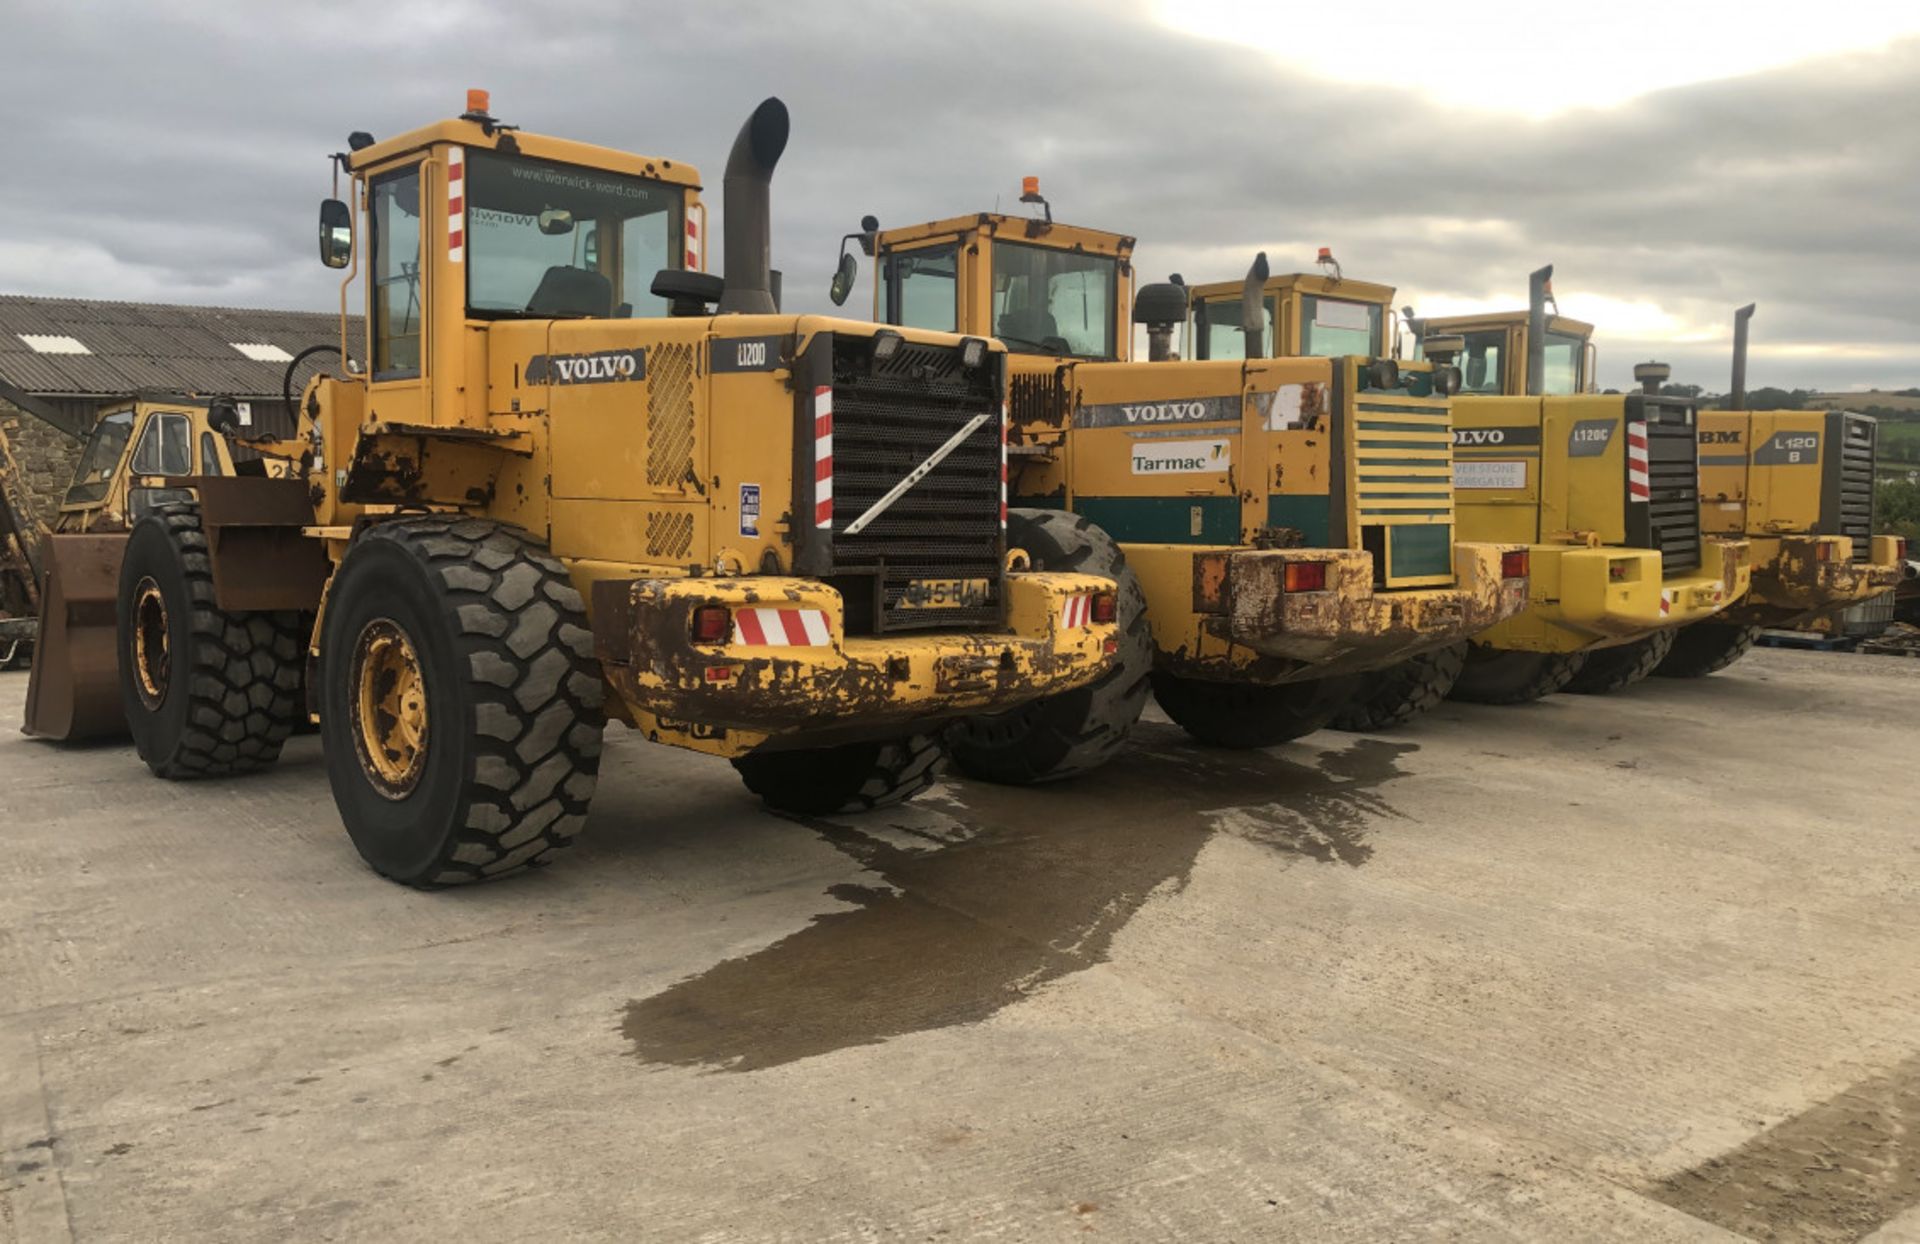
(465, 151, 683, 321)
(989, 240, 1117, 359)
(884, 245, 958, 332)
(1542, 331, 1586, 395)
(1455, 330, 1507, 394)
(63, 410, 135, 506)
(1300, 295, 1382, 358)
(1192, 296, 1273, 360)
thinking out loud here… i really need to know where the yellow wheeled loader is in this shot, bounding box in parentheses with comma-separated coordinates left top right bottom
(839, 194, 1529, 752)
(67, 93, 1120, 887)
(21, 396, 256, 740)
(1662, 305, 1903, 674)
(1192, 262, 1752, 705)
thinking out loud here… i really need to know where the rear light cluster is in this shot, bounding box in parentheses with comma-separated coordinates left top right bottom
(1091, 592, 1118, 624)
(1898, 538, 1910, 562)
(1500, 550, 1529, 580)
(1609, 562, 1629, 582)
(1816, 542, 1835, 563)
(691, 605, 732, 644)
(1283, 561, 1329, 593)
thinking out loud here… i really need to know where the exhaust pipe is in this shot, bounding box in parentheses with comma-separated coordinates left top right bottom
(1633, 361, 1671, 396)
(1525, 264, 1552, 396)
(717, 97, 790, 315)
(1730, 303, 1755, 410)
(1241, 251, 1270, 358)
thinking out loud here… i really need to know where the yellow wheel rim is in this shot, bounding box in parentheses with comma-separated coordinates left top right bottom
(351, 618, 429, 798)
(131, 576, 169, 708)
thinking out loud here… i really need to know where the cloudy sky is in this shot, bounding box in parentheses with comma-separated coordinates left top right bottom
(2, 0, 1915, 392)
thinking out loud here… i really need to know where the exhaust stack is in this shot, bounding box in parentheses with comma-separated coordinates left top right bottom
(1633, 361, 1671, 396)
(1241, 251, 1271, 358)
(1525, 264, 1552, 396)
(1730, 303, 1755, 410)
(717, 97, 790, 315)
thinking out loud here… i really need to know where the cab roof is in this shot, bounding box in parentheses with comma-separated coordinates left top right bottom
(346, 116, 704, 190)
(877, 213, 1135, 259)
(1189, 272, 1398, 307)
(1422, 309, 1596, 338)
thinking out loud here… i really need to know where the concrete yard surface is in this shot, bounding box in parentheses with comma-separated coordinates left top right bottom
(1, 647, 1916, 1241)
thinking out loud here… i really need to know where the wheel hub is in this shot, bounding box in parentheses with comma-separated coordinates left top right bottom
(131, 576, 169, 708)
(350, 618, 429, 798)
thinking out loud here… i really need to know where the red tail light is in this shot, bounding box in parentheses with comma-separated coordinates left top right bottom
(1816, 542, 1833, 563)
(1090, 592, 1117, 624)
(1897, 538, 1909, 561)
(1283, 561, 1329, 592)
(690, 604, 732, 644)
(1501, 550, 1529, 579)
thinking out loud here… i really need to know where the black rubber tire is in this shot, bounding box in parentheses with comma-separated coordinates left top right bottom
(1328, 643, 1467, 732)
(946, 510, 1151, 784)
(1654, 623, 1760, 678)
(1562, 629, 1677, 696)
(1152, 671, 1357, 749)
(734, 734, 943, 814)
(117, 504, 303, 779)
(318, 516, 603, 888)
(1447, 644, 1589, 705)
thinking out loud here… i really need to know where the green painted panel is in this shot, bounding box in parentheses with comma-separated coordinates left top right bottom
(1389, 523, 1453, 580)
(1075, 495, 1240, 544)
(1268, 493, 1332, 547)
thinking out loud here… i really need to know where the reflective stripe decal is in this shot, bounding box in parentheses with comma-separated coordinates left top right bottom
(814, 386, 833, 529)
(732, 608, 832, 647)
(685, 216, 700, 271)
(1627, 420, 1650, 501)
(999, 402, 1009, 527)
(1060, 593, 1092, 629)
(447, 146, 465, 264)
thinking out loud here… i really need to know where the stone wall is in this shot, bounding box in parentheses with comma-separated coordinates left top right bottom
(0, 399, 87, 531)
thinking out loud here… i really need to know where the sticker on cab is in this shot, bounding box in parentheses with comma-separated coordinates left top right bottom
(1453, 460, 1528, 490)
(739, 483, 760, 537)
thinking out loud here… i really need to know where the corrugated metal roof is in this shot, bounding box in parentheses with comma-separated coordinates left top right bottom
(0, 295, 361, 398)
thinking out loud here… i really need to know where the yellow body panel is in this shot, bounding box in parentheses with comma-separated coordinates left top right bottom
(1473, 539, 1751, 653)
(1416, 310, 1597, 396)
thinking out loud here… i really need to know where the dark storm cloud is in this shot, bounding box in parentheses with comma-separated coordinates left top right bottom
(1, 0, 1913, 390)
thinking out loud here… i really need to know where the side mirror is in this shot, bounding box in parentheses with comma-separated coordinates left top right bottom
(538, 208, 575, 236)
(318, 198, 352, 269)
(207, 397, 242, 436)
(829, 252, 858, 306)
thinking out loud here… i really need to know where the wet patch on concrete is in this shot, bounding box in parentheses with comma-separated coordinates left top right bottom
(622, 728, 1416, 1072)
(1650, 1050, 1920, 1242)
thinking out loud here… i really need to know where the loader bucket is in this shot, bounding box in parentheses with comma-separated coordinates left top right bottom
(22, 532, 129, 741)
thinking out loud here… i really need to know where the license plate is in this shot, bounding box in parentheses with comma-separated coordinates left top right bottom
(897, 578, 992, 609)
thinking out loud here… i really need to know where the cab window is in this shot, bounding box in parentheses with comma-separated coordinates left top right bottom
(1192, 296, 1274, 360)
(1542, 332, 1585, 395)
(371, 167, 423, 379)
(989, 240, 1116, 359)
(130, 413, 191, 477)
(199, 431, 224, 476)
(465, 150, 683, 321)
(1300, 295, 1381, 357)
(1457, 330, 1507, 394)
(883, 245, 958, 333)
(63, 410, 135, 506)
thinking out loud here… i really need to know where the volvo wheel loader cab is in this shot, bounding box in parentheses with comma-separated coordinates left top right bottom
(1196, 262, 1751, 704)
(22, 396, 254, 741)
(1660, 304, 1904, 677)
(861, 203, 1530, 750)
(98, 94, 1119, 888)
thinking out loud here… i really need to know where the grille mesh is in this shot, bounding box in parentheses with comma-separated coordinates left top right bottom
(647, 343, 695, 488)
(645, 509, 693, 559)
(1641, 406, 1702, 574)
(1351, 388, 1455, 586)
(826, 337, 1003, 632)
(1837, 414, 1875, 562)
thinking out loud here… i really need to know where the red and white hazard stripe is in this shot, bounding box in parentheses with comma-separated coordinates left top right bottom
(999, 401, 1009, 528)
(813, 386, 833, 529)
(732, 608, 832, 647)
(1659, 588, 1673, 616)
(1060, 593, 1095, 630)
(685, 216, 701, 271)
(1626, 419, 1650, 502)
(446, 147, 466, 264)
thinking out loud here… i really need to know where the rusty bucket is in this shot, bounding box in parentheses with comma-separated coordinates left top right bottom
(22, 532, 130, 741)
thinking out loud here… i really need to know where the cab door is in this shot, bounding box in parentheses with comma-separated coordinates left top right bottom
(363, 160, 429, 430)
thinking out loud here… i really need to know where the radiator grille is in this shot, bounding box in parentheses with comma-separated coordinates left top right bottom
(822, 335, 1004, 632)
(1009, 369, 1068, 431)
(1349, 383, 1455, 587)
(1836, 413, 1875, 562)
(645, 509, 693, 559)
(646, 343, 695, 488)
(1634, 399, 1701, 574)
